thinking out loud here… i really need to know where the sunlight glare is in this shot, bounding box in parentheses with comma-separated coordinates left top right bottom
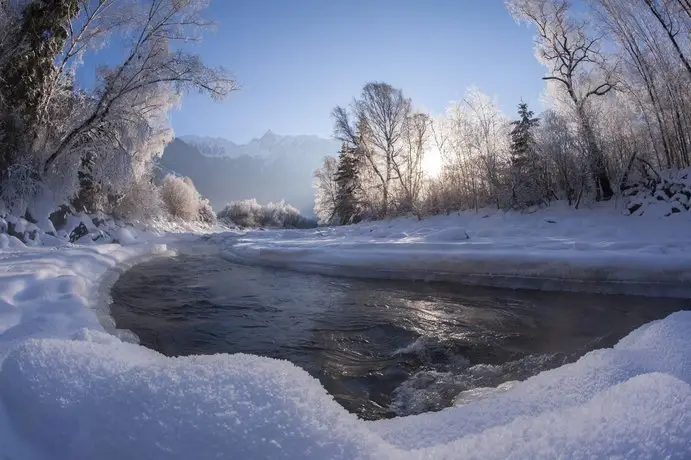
(422, 146, 443, 178)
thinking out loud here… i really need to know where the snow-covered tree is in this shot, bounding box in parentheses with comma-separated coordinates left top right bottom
(333, 82, 412, 217)
(313, 155, 339, 225)
(0, 0, 236, 221)
(509, 102, 545, 207)
(333, 144, 361, 225)
(508, 0, 616, 201)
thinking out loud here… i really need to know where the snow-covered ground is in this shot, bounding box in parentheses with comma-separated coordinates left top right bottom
(222, 201, 691, 297)
(0, 206, 690, 459)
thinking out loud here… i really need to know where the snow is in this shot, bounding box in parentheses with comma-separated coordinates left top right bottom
(0, 206, 689, 458)
(221, 201, 691, 297)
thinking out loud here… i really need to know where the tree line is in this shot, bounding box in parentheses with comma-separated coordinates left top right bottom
(314, 0, 691, 225)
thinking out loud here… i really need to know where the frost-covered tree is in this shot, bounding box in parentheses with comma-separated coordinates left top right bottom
(394, 112, 429, 213)
(333, 144, 360, 225)
(591, 0, 691, 169)
(160, 174, 200, 221)
(333, 82, 411, 217)
(509, 102, 545, 207)
(313, 155, 339, 225)
(0, 0, 236, 221)
(508, 0, 616, 201)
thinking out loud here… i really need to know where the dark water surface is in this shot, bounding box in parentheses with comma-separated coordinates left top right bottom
(110, 253, 688, 420)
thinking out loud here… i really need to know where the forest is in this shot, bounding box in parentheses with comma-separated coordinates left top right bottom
(314, 0, 691, 225)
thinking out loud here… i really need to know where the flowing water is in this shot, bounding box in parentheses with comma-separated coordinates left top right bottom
(110, 252, 688, 420)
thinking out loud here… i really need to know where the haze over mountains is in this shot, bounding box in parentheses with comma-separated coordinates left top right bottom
(158, 131, 340, 215)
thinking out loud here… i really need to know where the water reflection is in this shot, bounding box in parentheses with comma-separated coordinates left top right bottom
(110, 254, 688, 420)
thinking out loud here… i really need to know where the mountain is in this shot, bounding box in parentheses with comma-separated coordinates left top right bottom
(158, 132, 340, 216)
(179, 131, 337, 162)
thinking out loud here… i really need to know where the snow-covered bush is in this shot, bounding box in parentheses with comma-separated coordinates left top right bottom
(198, 197, 217, 225)
(159, 174, 216, 224)
(113, 176, 162, 223)
(160, 174, 200, 221)
(217, 199, 316, 229)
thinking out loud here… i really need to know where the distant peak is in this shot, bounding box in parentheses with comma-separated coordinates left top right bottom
(259, 129, 279, 142)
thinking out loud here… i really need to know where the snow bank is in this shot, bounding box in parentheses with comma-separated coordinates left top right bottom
(0, 213, 689, 458)
(1, 307, 690, 459)
(221, 202, 691, 297)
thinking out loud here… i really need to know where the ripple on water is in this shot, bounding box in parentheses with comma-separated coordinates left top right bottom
(110, 253, 689, 420)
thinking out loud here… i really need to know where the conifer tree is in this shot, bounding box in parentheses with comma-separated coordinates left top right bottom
(333, 143, 360, 225)
(509, 102, 543, 208)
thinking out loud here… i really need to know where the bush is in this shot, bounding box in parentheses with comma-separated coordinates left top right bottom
(217, 199, 316, 229)
(113, 176, 162, 222)
(160, 174, 201, 221)
(198, 198, 217, 225)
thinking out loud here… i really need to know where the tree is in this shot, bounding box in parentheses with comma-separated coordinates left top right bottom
(393, 112, 429, 213)
(42, 0, 237, 175)
(333, 82, 411, 217)
(508, 0, 616, 200)
(313, 155, 339, 224)
(0, 0, 237, 220)
(333, 144, 360, 225)
(509, 102, 543, 207)
(0, 0, 80, 177)
(510, 102, 540, 166)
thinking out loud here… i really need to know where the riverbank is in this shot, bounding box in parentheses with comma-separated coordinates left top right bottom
(221, 201, 691, 297)
(0, 211, 689, 458)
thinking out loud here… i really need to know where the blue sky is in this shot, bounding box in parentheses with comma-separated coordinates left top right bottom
(86, 0, 548, 143)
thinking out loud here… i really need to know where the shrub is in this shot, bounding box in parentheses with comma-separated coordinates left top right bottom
(160, 174, 201, 221)
(217, 199, 316, 229)
(198, 197, 217, 225)
(113, 175, 162, 222)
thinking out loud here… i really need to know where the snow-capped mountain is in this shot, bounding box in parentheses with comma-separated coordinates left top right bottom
(159, 132, 340, 216)
(180, 131, 339, 162)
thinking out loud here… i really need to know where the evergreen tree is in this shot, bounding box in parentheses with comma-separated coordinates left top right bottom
(1, 0, 79, 127)
(333, 143, 360, 225)
(510, 102, 540, 167)
(0, 0, 80, 176)
(509, 102, 543, 208)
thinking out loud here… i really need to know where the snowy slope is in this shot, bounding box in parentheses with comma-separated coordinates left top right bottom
(221, 201, 691, 297)
(0, 213, 689, 459)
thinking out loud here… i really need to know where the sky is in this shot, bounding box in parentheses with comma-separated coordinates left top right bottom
(166, 0, 548, 143)
(79, 0, 548, 144)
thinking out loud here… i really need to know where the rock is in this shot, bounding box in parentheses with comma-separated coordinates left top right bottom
(49, 205, 72, 231)
(69, 223, 90, 243)
(628, 203, 642, 215)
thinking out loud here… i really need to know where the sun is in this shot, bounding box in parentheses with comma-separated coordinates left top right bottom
(422, 146, 443, 178)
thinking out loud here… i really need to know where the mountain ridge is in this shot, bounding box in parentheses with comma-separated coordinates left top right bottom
(158, 132, 340, 216)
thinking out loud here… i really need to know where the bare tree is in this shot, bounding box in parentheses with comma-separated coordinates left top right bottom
(43, 0, 236, 174)
(332, 82, 411, 217)
(508, 0, 616, 200)
(592, 0, 691, 168)
(642, 0, 691, 75)
(392, 112, 429, 213)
